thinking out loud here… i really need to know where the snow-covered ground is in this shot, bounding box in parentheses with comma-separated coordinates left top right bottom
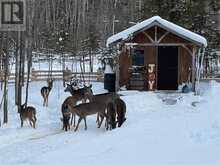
(0, 80, 220, 165)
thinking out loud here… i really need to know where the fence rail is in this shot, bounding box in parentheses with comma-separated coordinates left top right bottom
(0, 69, 103, 83)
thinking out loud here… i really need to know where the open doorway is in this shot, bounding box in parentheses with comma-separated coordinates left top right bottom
(157, 46, 178, 90)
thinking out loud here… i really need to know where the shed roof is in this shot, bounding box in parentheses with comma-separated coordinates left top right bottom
(106, 16, 207, 47)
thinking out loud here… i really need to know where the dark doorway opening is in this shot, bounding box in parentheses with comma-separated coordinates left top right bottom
(157, 46, 178, 90)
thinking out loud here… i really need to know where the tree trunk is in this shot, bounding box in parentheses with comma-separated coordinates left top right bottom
(3, 32, 9, 124)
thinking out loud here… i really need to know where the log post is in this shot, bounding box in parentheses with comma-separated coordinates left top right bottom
(192, 46, 197, 92)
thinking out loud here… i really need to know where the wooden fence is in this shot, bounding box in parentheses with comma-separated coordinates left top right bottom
(0, 69, 103, 83)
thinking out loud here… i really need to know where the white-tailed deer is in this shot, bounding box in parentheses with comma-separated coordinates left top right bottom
(18, 104, 37, 128)
(64, 84, 93, 103)
(41, 79, 53, 107)
(115, 98, 126, 127)
(106, 102, 117, 130)
(104, 98, 127, 130)
(61, 104, 71, 131)
(63, 84, 93, 127)
(89, 92, 120, 127)
(72, 102, 107, 131)
(61, 96, 79, 128)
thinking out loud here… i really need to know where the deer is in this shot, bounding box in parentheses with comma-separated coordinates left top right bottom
(18, 104, 37, 128)
(89, 92, 120, 127)
(105, 98, 126, 130)
(71, 102, 108, 132)
(41, 79, 53, 107)
(106, 102, 117, 130)
(61, 92, 120, 131)
(64, 83, 93, 103)
(63, 84, 93, 127)
(61, 104, 71, 131)
(61, 96, 79, 128)
(115, 98, 127, 127)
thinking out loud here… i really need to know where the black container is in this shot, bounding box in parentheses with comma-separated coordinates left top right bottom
(104, 73, 116, 92)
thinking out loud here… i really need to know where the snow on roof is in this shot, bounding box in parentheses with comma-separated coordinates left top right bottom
(106, 16, 207, 47)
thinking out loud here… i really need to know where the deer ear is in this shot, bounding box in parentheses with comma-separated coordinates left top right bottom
(89, 84, 92, 88)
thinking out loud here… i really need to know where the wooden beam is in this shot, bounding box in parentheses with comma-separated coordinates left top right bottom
(142, 32, 154, 43)
(181, 45, 193, 57)
(155, 26, 158, 42)
(157, 32, 169, 43)
(115, 43, 120, 91)
(191, 46, 197, 92)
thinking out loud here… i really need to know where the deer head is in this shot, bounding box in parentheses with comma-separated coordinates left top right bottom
(18, 104, 26, 113)
(84, 84, 93, 96)
(47, 79, 53, 88)
(64, 83, 73, 93)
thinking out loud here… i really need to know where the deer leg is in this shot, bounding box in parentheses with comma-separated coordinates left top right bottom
(73, 114, 76, 127)
(84, 117, 87, 130)
(70, 113, 73, 126)
(46, 96, 48, 107)
(31, 119, 36, 128)
(105, 117, 107, 129)
(74, 117, 82, 132)
(71, 113, 76, 127)
(44, 98, 46, 106)
(96, 113, 100, 124)
(68, 122, 70, 130)
(64, 123, 68, 131)
(34, 116, 37, 123)
(32, 119, 36, 129)
(98, 115, 104, 128)
(43, 97, 46, 106)
(61, 118, 64, 130)
(29, 120, 33, 127)
(21, 119, 23, 128)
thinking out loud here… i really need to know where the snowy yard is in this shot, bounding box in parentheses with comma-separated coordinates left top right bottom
(0, 81, 220, 165)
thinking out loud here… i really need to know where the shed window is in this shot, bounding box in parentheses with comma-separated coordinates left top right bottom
(132, 50, 144, 66)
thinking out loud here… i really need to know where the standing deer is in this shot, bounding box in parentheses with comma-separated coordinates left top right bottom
(105, 98, 127, 130)
(41, 79, 53, 107)
(71, 102, 107, 131)
(106, 102, 117, 130)
(63, 84, 93, 127)
(89, 92, 120, 127)
(61, 96, 78, 128)
(18, 104, 37, 128)
(61, 104, 71, 131)
(64, 84, 93, 103)
(115, 98, 126, 127)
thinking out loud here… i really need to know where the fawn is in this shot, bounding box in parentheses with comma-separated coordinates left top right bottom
(18, 104, 37, 128)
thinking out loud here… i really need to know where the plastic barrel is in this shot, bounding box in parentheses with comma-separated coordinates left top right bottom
(104, 73, 116, 92)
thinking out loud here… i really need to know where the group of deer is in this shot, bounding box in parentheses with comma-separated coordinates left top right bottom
(16, 79, 127, 132)
(17, 79, 53, 129)
(61, 83, 126, 132)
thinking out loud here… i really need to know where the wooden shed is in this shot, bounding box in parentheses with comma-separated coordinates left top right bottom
(107, 16, 207, 91)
